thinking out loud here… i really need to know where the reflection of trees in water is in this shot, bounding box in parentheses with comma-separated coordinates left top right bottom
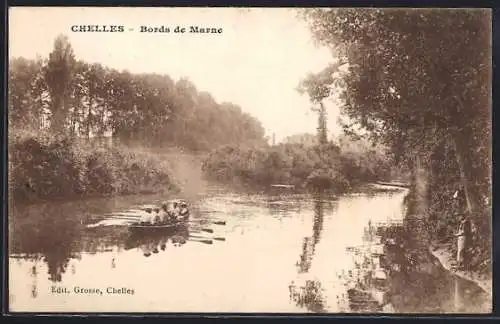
(296, 192, 331, 273)
(343, 221, 397, 313)
(10, 197, 138, 278)
(289, 280, 326, 313)
(31, 264, 38, 299)
(376, 223, 490, 313)
(354, 223, 491, 313)
(290, 191, 337, 312)
(12, 210, 82, 282)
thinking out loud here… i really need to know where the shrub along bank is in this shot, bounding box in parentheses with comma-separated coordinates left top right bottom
(201, 142, 393, 192)
(9, 131, 179, 204)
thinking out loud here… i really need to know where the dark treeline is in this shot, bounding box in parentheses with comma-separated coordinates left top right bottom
(9, 35, 266, 150)
(9, 35, 266, 203)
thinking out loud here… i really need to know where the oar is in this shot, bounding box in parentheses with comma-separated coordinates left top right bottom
(186, 226, 215, 234)
(187, 220, 226, 226)
(190, 235, 226, 241)
(189, 238, 213, 245)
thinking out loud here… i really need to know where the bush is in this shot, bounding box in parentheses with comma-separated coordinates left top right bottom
(202, 142, 390, 192)
(9, 133, 179, 203)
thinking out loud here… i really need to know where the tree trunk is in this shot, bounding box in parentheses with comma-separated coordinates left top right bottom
(69, 109, 77, 138)
(450, 128, 491, 255)
(87, 93, 93, 139)
(406, 152, 430, 248)
(450, 129, 484, 219)
(404, 152, 447, 275)
(451, 96, 489, 221)
(51, 97, 66, 136)
(317, 102, 328, 145)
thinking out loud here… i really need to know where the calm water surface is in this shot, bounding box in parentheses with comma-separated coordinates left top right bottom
(8, 185, 489, 313)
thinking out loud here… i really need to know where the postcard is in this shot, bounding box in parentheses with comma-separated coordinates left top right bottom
(7, 7, 492, 314)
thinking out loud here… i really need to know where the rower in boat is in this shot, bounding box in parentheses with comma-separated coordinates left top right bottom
(159, 203, 170, 224)
(135, 200, 189, 227)
(170, 201, 182, 221)
(178, 200, 189, 220)
(139, 208, 155, 225)
(152, 207, 162, 224)
(170, 200, 189, 221)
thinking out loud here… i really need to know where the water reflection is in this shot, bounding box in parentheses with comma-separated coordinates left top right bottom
(289, 280, 326, 313)
(31, 265, 38, 299)
(8, 185, 490, 313)
(124, 225, 190, 257)
(11, 209, 82, 282)
(9, 195, 219, 288)
(346, 219, 491, 313)
(289, 191, 336, 312)
(296, 193, 328, 273)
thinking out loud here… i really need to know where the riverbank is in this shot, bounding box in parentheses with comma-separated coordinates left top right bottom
(399, 181, 492, 310)
(201, 142, 398, 193)
(365, 221, 491, 313)
(430, 242, 492, 299)
(9, 132, 181, 204)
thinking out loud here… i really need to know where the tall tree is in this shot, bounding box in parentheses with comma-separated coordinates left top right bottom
(298, 63, 345, 145)
(43, 35, 76, 135)
(315, 102, 328, 144)
(299, 8, 491, 254)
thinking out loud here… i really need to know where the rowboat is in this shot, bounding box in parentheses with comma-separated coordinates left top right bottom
(128, 200, 190, 235)
(128, 220, 187, 235)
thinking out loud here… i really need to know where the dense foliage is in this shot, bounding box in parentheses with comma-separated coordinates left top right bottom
(299, 8, 491, 272)
(9, 35, 266, 151)
(202, 138, 393, 191)
(9, 35, 268, 202)
(9, 130, 180, 203)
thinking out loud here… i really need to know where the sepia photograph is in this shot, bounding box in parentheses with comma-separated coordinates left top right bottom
(7, 7, 492, 313)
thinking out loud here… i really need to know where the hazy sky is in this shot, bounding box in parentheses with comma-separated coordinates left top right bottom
(9, 7, 341, 142)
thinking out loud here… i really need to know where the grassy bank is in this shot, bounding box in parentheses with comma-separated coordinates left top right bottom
(9, 130, 180, 204)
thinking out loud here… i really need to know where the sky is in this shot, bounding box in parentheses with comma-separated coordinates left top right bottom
(9, 7, 342, 143)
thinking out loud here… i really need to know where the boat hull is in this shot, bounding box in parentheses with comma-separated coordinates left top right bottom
(128, 221, 187, 235)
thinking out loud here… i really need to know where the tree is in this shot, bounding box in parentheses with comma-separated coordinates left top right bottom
(68, 60, 88, 137)
(315, 102, 328, 144)
(299, 8, 491, 258)
(8, 57, 47, 130)
(297, 62, 346, 145)
(11, 36, 267, 152)
(106, 70, 136, 142)
(43, 35, 76, 135)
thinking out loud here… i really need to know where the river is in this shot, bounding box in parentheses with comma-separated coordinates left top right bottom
(8, 184, 490, 313)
